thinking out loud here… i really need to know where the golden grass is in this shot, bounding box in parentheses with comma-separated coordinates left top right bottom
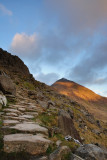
(53, 81, 107, 122)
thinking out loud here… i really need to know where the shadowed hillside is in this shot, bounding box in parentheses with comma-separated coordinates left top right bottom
(52, 78, 107, 122)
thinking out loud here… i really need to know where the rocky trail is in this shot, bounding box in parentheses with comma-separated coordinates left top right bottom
(1, 91, 52, 159)
(1, 90, 107, 160)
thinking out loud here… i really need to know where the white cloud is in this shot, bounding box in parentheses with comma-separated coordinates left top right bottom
(0, 3, 12, 16)
(10, 33, 41, 60)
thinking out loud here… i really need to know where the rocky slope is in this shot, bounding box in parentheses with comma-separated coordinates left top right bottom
(0, 49, 107, 160)
(52, 78, 107, 122)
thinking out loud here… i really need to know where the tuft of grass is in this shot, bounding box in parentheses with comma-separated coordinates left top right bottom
(38, 112, 58, 127)
(61, 141, 79, 152)
(62, 152, 71, 160)
(46, 144, 57, 155)
(23, 81, 35, 90)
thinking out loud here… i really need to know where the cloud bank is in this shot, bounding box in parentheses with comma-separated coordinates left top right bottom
(9, 0, 107, 95)
(0, 3, 12, 16)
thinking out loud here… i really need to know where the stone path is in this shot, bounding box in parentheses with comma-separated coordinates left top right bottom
(2, 92, 51, 156)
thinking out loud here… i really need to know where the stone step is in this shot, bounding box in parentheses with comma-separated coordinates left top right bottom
(9, 122, 49, 135)
(5, 112, 18, 117)
(3, 120, 20, 126)
(24, 112, 38, 116)
(9, 105, 27, 109)
(19, 114, 34, 119)
(3, 108, 21, 114)
(4, 134, 51, 155)
(3, 116, 29, 121)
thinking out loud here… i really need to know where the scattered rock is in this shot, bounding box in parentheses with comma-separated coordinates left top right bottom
(56, 140, 62, 147)
(68, 108, 74, 119)
(70, 154, 84, 160)
(103, 128, 107, 135)
(0, 73, 16, 96)
(49, 146, 71, 160)
(65, 135, 82, 145)
(92, 129, 101, 135)
(75, 144, 107, 160)
(28, 90, 36, 96)
(4, 134, 51, 155)
(38, 101, 47, 108)
(48, 127, 61, 137)
(96, 120, 101, 128)
(58, 110, 81, 142)
(86, 114, 95, 124)
(47, 101, 55, 109)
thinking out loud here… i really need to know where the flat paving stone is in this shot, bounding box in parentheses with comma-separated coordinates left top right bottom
(19, 115, 34, 119)
(9, 105, 26, 109)
(6, 113, 18, 117)
(24, 112, 38, 116)
(3, 120, 20, 126)
(17, 107, 26, 112)
(4, 108, 21, 114)
(4, 134, 51, 155)
(4, 116, 28, 121)
(10, 122, 48, 135)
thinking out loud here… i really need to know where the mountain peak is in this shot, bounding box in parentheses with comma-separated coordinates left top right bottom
(57, 78, 72, 82)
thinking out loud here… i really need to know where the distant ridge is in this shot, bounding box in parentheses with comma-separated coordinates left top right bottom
(52, 78, 107, 122)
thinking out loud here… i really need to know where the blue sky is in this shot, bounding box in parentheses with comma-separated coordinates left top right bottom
(0, 0, 107, 97)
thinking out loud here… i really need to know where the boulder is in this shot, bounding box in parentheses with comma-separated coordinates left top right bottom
(0, 74, 16, 96)
(4, 134, 51, 155)
(0, 92, 7, 107)
(47, 101, 55, 109)
(56, 140, 62, 147)
(49, 146, 71, 160)
(58, 110, 81, 142)
(75, 144, 107, 160)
